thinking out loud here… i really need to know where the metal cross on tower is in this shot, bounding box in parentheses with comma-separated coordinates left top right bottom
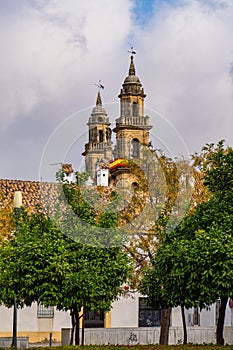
(95, 80, 104, 90)
(128, 46, 136, 55)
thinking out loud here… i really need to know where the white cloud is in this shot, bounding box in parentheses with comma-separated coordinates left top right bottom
(135, 0, 233, 153)
(1, 0, 233, 180)
(0, 0, 133, 131)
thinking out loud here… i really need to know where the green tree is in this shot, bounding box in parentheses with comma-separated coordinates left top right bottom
(54, 153, 194, 345)
(0, 206, 129, 345)
(141, 141, 233, 345)
(121, 148, 196, 344)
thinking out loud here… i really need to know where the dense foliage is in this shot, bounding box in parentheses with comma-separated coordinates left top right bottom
(141, 141, 233, 345)
(0, 181, 130, 345)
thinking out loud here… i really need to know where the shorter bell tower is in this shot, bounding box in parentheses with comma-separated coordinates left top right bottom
(82, 91, 113, 180)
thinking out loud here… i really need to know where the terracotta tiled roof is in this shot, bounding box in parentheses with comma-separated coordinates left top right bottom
(0, 179, 60, 213)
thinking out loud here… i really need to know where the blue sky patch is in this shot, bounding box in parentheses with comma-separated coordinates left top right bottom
(133, 0, 180, 27)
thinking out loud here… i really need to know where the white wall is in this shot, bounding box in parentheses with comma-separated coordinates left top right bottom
(53, 309, 71, 331)
(0, 303, 71, 333)
(111, 293, 139, 327)
(171, 307, 183, 327)
(97, 169, 108, 186)
(200, 303, 233, 327)
(1, 296, 233, 340)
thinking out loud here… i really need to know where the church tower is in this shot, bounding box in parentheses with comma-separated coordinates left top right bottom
(113, 54, 152, 160)
(82, 91, 112, 180)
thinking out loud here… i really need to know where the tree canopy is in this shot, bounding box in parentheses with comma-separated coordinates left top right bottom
(0, 183, 130, 344)
(141, 141, 233, 345)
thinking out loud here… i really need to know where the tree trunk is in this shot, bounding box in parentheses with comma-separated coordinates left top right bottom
(181, 303, 187, 344)
(74, 308, 80, 345)
(159, 306, 171, 345)
(70, 310, 75, 345)
(216, 296, 228, 345)
(81, 306, 85, 346)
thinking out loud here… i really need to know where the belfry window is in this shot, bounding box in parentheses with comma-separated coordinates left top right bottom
(106, 128, 111, 142)
(99, 130, 104, 142)
(133, 102, 138, 117)
(132, 138, 140, 158)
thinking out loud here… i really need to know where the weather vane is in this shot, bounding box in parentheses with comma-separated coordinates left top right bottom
(95, 80, 104, 90)
(128, 46, 136, 55)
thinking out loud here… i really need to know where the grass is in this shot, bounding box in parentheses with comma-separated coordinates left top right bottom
(30, 345, 233, 350)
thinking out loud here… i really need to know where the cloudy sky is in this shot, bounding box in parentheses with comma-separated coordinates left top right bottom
(1, 0, 233, 181)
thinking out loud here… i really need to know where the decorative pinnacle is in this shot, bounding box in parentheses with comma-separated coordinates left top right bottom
(128, 46, 136, 76)
(129, 55, 136, 76)
(94, 80, 104, 105)
(96, 91, 102, 106)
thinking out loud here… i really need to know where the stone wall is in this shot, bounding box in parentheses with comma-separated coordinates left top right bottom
(62, 326, 233, 346)
(0, 337, 29, 349)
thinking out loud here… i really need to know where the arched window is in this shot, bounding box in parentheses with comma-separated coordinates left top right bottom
(132, 138, 140, 158)
(106, 128, 112, 141)
(133, 102, 138, 117)
(99, 130, 103, 142)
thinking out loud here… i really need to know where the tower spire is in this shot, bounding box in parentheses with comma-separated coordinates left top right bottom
(96, 91, 102, 106)
(94, 80, 104, 105)
(128, 46, 136, 76)
(129, 55, 136, 76)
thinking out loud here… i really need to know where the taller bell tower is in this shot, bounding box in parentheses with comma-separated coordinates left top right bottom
(113, 54, 152, 160)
